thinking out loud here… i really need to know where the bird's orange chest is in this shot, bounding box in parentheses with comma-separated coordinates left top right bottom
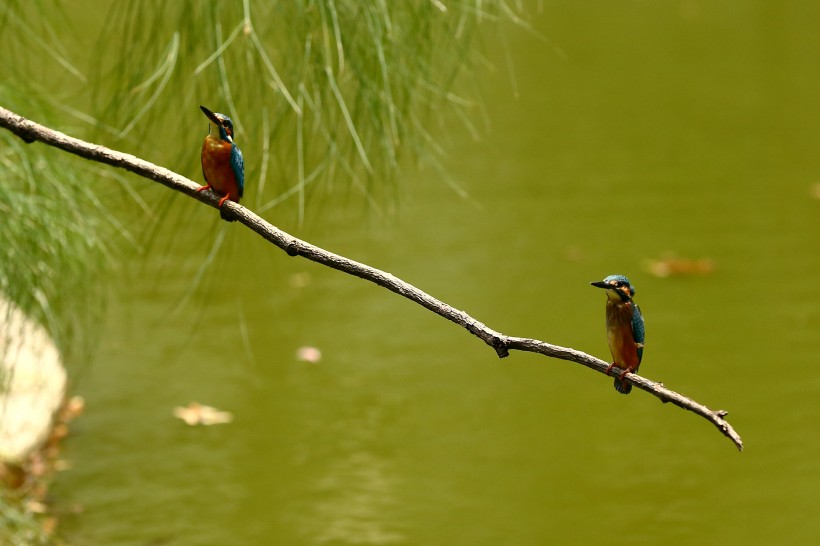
(606, 300, 640, 367)
(201, 135, 239, 200)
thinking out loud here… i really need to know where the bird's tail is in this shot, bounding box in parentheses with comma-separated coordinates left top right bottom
(219, 207, 236, 222)
(614, 376, 632, 395)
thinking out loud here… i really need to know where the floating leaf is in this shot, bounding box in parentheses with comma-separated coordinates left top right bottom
(173, 402, 233, 426)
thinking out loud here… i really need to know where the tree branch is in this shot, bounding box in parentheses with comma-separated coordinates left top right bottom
(0, 106, 744, 451)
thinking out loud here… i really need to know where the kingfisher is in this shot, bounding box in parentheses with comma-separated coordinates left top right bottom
(198, 105, 244, 221)
(590, 274, 645, 395)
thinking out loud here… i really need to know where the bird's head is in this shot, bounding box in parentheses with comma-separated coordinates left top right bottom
(591, 274, 635, 302)
(200, 105, 235, 143)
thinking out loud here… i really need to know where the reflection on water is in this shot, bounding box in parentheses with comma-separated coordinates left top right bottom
(307, 450, 403, 545)
(285, 389, 404, 544)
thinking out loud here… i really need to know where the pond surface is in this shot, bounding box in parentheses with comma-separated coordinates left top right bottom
(54, 2, 820, 544)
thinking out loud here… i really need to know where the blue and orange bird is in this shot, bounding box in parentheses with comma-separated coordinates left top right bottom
(591, 274, 645, 395)
(198, 105, 244, 221)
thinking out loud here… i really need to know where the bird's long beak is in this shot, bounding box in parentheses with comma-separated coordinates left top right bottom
(590, 281, 611, 289)
(199, 105, 220, 125)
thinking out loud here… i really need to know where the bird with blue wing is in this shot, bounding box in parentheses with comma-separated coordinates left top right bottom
(198, 105, 244, 221)
(591, 274, 645, 394)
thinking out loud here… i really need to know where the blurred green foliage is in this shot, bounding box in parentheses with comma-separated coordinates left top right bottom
(0, 109, 114, 359)
(0, 490, 52, 546)
(90, 0, 526, 219)
(0, 0, 526, 357)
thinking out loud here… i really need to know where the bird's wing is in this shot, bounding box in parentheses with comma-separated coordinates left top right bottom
(231, 145, 245, 199)
(632, 303, 645, 363)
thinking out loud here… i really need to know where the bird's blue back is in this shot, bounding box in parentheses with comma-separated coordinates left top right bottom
(632, 302, 645, 362)
(230, 144, 245, 199)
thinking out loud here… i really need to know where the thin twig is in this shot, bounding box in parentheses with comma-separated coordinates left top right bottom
(0, 106, 744, 451)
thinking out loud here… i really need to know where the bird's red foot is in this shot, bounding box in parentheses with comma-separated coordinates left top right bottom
(217, 193, 232, 208)
(619, 366, 634, 379)
(197, 184, 212, 193)
(605, 362, 617, 376)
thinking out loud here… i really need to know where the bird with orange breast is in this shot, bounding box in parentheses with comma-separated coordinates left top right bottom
(198, 105, 244, 221)
(591, 274, 646, 394)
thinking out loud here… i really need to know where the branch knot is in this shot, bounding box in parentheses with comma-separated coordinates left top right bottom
(492, 336, 509, 358)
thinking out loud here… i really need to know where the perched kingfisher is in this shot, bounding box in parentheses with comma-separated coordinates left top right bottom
(591, 274, 645, 395)
(198, 105, 244, 221)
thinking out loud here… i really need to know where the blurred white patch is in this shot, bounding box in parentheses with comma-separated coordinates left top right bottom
(296, 346, 322, 364)
(0, 296, 67, 463)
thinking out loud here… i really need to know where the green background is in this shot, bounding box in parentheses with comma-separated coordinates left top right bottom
(22, 1, 820, 544)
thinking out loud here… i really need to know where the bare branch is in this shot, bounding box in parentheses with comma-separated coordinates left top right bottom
(0, 106, 744, 451)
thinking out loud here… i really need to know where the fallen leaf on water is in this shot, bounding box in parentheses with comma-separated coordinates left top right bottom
(296, 346, 322, 363)
(173, 402, 233, 426)
(644, 254, 715, 278)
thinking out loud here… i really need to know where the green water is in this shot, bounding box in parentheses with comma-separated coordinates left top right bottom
(53, 3, 820, 545)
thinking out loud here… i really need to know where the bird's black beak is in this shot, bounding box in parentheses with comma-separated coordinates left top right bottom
(200, 105, 220, 125)
(590, 281, 610, 289)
